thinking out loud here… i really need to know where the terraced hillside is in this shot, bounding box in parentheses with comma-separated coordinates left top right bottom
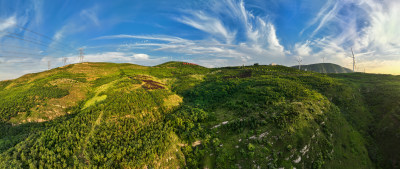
(0, 62, 398, 168)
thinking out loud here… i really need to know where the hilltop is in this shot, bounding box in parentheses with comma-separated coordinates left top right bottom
(292, 63, 353, 73)
(0, 62, 399, 168)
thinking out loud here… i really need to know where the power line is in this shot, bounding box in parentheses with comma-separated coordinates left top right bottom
(15, 26, 73, 49)
(0, 62, 35, 64)
(2, 31, 51, 44)
(3, 33, 67, 52)
(2, 27, 75, 53)
(1, 26, 87, 65)
(0, 44, 44, 51)
(4, 35, 61, 50)
(0, 62, 38, 66)
(0, 51, 45, 56)
(16, 26, 53, 40)
(0, 55, 35, 58)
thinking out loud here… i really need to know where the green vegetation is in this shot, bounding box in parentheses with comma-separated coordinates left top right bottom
(0, 62, 398, 168)
(292, 63, 353, 73)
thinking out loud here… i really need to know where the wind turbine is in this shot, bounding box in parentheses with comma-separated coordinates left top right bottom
(296, 56, 303, 70)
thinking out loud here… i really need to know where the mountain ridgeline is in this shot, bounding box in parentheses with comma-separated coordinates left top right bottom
(292, 63, 353, 73)
(0, 62, 399, 168)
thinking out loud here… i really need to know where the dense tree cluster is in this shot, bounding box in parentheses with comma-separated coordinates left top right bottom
(0, 62, 398, 168)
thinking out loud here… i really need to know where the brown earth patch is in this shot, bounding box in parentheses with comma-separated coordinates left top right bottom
(134, 75, 166, 90)
(142, 80, 165, 89)
(223, 70, 252, 79)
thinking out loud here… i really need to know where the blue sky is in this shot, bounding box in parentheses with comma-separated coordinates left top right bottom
(1, 0, 400, 80)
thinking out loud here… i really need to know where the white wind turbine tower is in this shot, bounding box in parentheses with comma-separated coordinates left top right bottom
(296, 56, 303, 70)
(350, 48, 356, 72)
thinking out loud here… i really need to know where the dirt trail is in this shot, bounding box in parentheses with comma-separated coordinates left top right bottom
(80, 111, 104, 164)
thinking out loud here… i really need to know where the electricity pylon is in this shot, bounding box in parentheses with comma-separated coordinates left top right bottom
(79, 48, 84, 63)
(351, 48, 355, 72)
(63, 57, 68, 65)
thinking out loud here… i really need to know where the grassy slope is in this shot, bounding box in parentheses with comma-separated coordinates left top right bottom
(0, 62, 397, 168)
(328, 73, 400, 168)
(292, 63, 353, 73)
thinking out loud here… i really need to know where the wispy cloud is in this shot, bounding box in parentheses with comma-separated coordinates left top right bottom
(59, 52, 162, 65)
(80, 6, 100, 26)
(176, 11, 235, 44)
(95, 0, 287, 67)
(50, 6, 102, 52)
(0, 1, 49, 80)
(294, 40, 312, 57)
(3, 0, 400, 81)
(300, 0, 338, 36)
(0, 16, 17, 36)
(96, 34, 188, 43)
(294, 0, 400, 73)
(31, 0, 44, 25)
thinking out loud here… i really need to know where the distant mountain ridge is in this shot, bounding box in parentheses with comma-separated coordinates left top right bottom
(292, 63, 353, 73)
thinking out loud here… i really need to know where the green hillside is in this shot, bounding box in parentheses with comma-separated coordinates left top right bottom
(0, 62, 399, 168)
(292, 63, 353, 73)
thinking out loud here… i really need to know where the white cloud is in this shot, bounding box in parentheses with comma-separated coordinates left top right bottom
(53, 29, 64, 41)
(96, 34, 188, 43)
(80, 6, 100, 26)
(294, 41, 312, 57)
(69, 52, 155, 63)
(96, 0, 287, 67)
(50, 6, 101, 51)
(176, 11, 235, 44)
(293, 0, 400, 73)
(301, 0, 339, 37)
(0, 16, 17, 32)
(266, 22, 284, 53)
(32, 0, 43, 25)
(132, 53, 149, 60)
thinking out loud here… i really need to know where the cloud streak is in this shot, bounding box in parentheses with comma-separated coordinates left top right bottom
(2, 0, 400, 80)
(293, 0, 400, 73)
(96, 0, 287, 67)
(0, 16, 16, 31)
(80, 6, 100, 26)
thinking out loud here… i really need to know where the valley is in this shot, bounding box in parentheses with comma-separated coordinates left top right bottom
(0, 62, 399, 168)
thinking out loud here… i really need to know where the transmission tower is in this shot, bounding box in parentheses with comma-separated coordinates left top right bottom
(322, 56, 326, 63)
(79, 48, 84, 63)
(48, 60, 51, 70)
(63, 57, 68, 65)
(351, 48, 355, 72)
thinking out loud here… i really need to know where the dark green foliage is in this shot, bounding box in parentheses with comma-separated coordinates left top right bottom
(0, 81, 11, 90)
(292, 63, 353, 73)
(33, 71, 87, 84)
(0, 84, 68, 122)
(0, 62, 398, 169)
(92, 75, 120, 87)
(168, 106, 208, 142)
(329, 73, 400, 168)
